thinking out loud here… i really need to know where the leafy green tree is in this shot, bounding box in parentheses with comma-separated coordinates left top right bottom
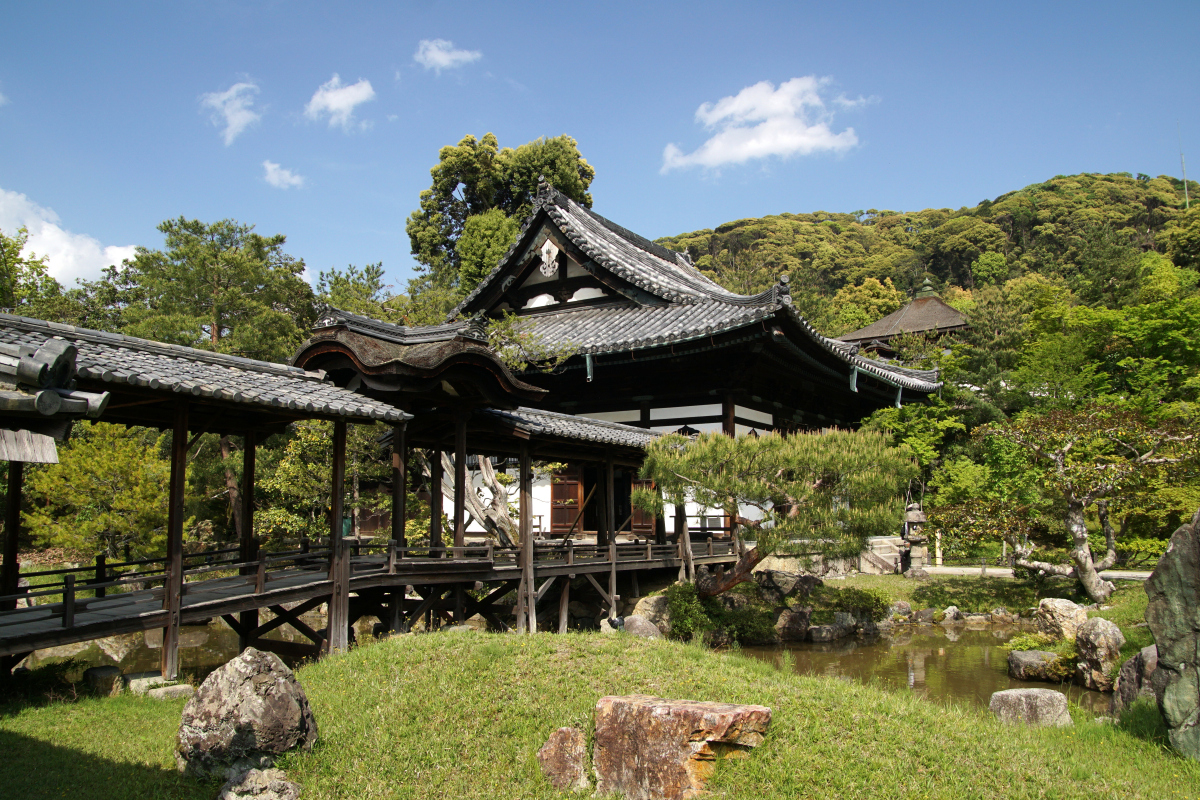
(24, 423, 182, 559)
(863, 396, 966, 490)
(405, 133, 594, 294)
(827, 277, 904, 335)
(316, 262, 404, 322)
(257, 420, 390, 541)
(457, 209, 520, 294)
(936, 405, 1200, 602)
(0, 227, 76, 321)
(634, 430, 917, 597)
(970, 251, 1008, 285)
(116, 217, 314, 360)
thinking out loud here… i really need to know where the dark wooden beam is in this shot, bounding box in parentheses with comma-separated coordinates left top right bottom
(454, 413, 467, 549)
(430, 450, 443, 553)
(161, 399, 188, 679)
(327, 419, 349, 653)
(1, 460, 23, 611)
(238, 431, 257, 651)
(519, 440, 533, 633)
(392, 421, 407, 548)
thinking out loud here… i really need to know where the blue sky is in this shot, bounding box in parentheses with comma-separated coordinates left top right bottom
(2, 1, 1198, 290)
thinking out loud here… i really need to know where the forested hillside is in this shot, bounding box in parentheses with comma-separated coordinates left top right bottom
(657, 172, 1198, 335)
(658, 172, 1200, 591)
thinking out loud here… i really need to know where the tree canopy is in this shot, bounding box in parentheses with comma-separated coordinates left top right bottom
(405, 133, 594, 300)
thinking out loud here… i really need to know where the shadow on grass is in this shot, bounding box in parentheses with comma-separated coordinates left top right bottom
(0, 729, 212, 800)
(0, 659, 91, 715)
(908, 576, 1087, 613)
(1117, 698, 1172, 749)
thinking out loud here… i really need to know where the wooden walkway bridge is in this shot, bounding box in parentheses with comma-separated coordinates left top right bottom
(0, 536, 739, 665)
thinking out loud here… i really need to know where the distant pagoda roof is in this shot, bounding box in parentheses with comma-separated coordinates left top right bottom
(837, 280, 968, 346)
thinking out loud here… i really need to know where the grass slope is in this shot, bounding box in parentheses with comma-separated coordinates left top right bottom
(2, 632, 1195, 800)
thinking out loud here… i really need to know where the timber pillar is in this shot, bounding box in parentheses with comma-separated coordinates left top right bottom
(161, 400, 188, 679)
(430, 450, 443, 555)
(238, 431, 257, 651)
(1, 461, 23, 612)
(327, 420, 350, 653)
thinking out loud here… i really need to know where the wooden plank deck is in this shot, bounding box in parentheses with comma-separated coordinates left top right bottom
(0, 543, 738, 658)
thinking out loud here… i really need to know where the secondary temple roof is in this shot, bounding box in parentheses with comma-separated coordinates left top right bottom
(0, 313, 408, 429)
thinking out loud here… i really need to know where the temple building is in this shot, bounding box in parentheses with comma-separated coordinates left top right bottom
(293, 184, 942, 540)
(837, 278, 968, 358)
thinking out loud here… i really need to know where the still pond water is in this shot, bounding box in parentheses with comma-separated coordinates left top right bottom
(744, 624, 1108, 713)
(28, 618, 1107, 713)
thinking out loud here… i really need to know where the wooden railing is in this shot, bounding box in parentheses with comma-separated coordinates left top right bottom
(0, 535, 738, 636)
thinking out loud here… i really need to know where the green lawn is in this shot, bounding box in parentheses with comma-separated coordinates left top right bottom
(1, 632, 1194, 800)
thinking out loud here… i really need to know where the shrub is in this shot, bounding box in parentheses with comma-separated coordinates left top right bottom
(810, 585, 892, 622)
(665, 582, 711, 642)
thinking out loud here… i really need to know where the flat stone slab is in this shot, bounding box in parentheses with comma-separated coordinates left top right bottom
(124, 671, 171, 696)
(593, 695, 771, 800)
(989, 688, 1073, 727)
(218, 768, 302, 800)
(537, 727, 589, 792)
(149, 684, 197, 701)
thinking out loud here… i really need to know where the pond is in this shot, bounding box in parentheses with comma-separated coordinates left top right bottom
(743, 624, 1110, 713)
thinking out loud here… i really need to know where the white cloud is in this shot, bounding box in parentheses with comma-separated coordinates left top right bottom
(413, 39, 481, 73)
(262, 160, 304, 189)
(661, 77, 862, 172)
(0, 92, 8, 107)
(304, 74, 375, 131)
(200, 82, 261, 146)
(0, 188, 136, 285)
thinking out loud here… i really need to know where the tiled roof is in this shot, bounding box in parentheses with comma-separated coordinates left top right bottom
(0, 314, 408, 423)
(450, 186, 785, 318)
(312, 307, 480, 345)
(838, 295, 968, 343)
(482, 407, 660, 449)
(418, 184, 941, 395)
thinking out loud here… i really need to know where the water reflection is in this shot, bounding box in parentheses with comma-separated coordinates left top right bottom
(744, 626, 1109, 713)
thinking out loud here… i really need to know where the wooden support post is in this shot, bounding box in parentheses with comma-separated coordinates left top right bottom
(519, 441, 535, 633)
(595, 463, 609, 549)
(558, 578, 570, 634)
(608, 541, 618, 620)
(1, 460, 23, 611)
(454, 586, 465, 623)
(327, 420, 349, 653)
(161, 400, 188, 680)
(430, 450, 443, 556)
(94, 553, 106, 599)
(62, 574, 75, 627)
(707, 537, 713, 556)
(453, 413, 468, 551)
(605, 454, 616, 548)
(392, 421, 408, 548)
(239, 431, 257, 651)
(631, 569, 640, 600)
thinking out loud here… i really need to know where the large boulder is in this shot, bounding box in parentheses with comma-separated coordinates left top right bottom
(538, 727, 589, 793)
(774, 606, 811, 642)
(1146, 508, 1200, 760)
(754, 570, 822, 606)
(176, 647, 318, 780)
(593, 695, 771, 800)
(1074, 617, 1125, 691)
(1035, 598, 1089, 641)
(630, 595, 671, 636)
(989, 689, 1073, 727)
(1111, 645, 1159, 717)
(1008, 650, 1069, 682)
(904, 568, 930, 580)
(623, 615, 664, 640)
(217, 768, 302, 800)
